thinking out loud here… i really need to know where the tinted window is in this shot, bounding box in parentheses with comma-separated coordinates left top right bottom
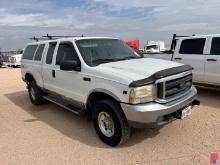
(210, 37, 220, 55)
(179, 38, 206, 54)
(46, 42, 57, 64)
(146, 45, 158, 49)
(22, 45, 38, 60)
(56, 43, 78, 65)
(34, 44, 45, 61)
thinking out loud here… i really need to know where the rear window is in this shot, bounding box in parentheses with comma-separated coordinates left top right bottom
(210, 37, 220, 55)
(22, 45, 38, 60)
(179, 38, 206, 54)
(34, 44, 45, 61)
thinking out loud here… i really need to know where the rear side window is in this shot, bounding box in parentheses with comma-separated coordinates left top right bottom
(34, 44, 45, 61)
(210, 37, 220, 55)
(179, 38, 206, 54)
(22, 45, 38, 60)
(56, 43, 78, 65)
(46, 42, 57, 64)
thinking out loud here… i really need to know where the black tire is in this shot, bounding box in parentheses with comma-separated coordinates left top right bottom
(93, 99, 131, 146)
(28, 81, 46, 105)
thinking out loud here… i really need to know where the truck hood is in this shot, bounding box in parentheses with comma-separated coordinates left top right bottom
(95, 58, 183, 83)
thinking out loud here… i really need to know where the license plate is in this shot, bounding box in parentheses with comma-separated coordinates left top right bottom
(181, 106, 192, 120)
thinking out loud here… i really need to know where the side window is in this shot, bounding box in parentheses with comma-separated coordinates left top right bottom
(34, 44, 45, 61)
(56, 43, 78, 65)
(179, 38, 206, 54)
(46, 42, 57, 64)
(22, 45, 38, 60)
(210, 37, 220, 55)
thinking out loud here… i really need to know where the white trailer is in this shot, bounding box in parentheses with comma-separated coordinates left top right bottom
(144, 41, 166, 53)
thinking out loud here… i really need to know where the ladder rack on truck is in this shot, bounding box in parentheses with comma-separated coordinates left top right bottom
(30, 34, 85, 42)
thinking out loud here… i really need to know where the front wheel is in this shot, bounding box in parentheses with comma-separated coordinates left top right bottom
(93, 100, 130, 146)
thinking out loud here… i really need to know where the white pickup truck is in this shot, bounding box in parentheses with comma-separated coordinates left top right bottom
(21, 36, 199, 146)
(144, 34, 220, 87)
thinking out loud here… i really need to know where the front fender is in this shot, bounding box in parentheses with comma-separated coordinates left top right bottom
(87, 88, 120, 104)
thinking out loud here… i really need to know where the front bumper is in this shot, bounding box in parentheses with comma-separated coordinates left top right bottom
(120, 86, 198, 128)
(9, 62, 20, 66)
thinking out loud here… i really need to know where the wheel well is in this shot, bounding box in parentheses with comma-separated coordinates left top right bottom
(87, 92, 118, 110)
(25, 73, 35, 83)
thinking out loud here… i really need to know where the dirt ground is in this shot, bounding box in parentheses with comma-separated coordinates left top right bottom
(0, 68, 220, 165)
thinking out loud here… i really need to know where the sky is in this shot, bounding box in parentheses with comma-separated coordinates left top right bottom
(0, 0, 220, 51)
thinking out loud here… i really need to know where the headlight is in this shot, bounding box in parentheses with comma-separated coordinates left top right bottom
(129, 85, 154, 104)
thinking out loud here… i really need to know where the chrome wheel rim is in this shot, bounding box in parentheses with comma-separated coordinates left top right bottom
(30, 87, 36, 101)
(98, 112, 115, 137)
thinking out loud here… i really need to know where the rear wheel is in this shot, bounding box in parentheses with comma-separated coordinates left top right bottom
(28, 81, 46, 105)
(93, 99, 130, 146)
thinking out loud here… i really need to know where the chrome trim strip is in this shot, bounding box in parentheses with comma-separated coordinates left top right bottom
(155, 71, 192, 84)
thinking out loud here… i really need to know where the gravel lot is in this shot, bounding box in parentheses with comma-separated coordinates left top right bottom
(1, 68, 220, 165)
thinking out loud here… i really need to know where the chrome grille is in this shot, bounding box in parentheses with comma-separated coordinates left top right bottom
(156, 71, 192, 103)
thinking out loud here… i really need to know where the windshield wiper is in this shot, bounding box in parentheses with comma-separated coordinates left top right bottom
(117, 56, 141, 61)
(92, 56, 141, 66)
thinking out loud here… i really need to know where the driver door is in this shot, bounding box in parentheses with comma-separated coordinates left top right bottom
(52, 41, 86, 107)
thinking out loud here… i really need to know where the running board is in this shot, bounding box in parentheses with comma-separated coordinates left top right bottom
(43, 95, 85, 115)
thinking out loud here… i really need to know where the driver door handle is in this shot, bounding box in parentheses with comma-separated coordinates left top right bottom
(52, 70, 55, 78)
(207, 59, 217, 62)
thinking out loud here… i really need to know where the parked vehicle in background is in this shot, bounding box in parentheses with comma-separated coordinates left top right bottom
(126, 39, 140, 53)
(144, 41, 166, 53)
(0, 50, 23, 68)
(144, 34, 220, 87)
(0, 55, 3, 68)
(8, 53, 22, 67)
(21, 35, 199, 146)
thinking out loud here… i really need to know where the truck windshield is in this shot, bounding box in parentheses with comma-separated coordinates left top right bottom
(146, 45, 158, 50)
(76, 39, 140, 66)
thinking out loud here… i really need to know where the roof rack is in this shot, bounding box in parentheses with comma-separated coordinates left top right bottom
(42, 34, 84, 40)
(169, 34, 196, 60)
(30, 34, 84, 42)
(170, 34, 196, 52)
(30, 37, 48, 42)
